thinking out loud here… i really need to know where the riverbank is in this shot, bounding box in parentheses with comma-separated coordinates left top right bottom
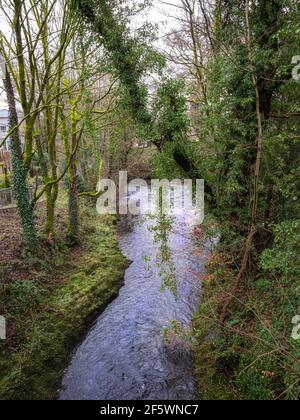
(0, 205, 127, 400)
(193, 246, 300, 400)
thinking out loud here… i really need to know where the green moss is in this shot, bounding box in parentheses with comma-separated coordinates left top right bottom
(193, 277, 238, 400)
(0, 214, 127, 400)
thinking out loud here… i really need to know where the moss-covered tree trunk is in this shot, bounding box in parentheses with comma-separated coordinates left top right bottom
(60, 106, 79, 244)
(35, 127, 57, 237)
(45, 187, 58, 236)
(3, 65, 38, 254)
(68, 115, 80, 244)
(68, 166, 79, 244)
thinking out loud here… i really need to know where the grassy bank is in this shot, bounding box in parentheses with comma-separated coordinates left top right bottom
(193, 242, 300, 400)
(0, 207, 127, 400)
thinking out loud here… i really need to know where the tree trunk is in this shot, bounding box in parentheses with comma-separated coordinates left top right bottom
(3, 65, 38, 254)
(68, 165, 79, 244)
(220, 0, 265, 323)
(45, 186, 58, 237)
(67, 126, 79, 244)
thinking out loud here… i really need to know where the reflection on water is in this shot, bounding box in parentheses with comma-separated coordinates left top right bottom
(60, 190, 207, 400)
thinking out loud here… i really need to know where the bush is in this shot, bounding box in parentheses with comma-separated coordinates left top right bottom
(260, 220, 300, 281)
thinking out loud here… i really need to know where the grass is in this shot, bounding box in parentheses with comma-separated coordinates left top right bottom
(0, 208, 128, 400)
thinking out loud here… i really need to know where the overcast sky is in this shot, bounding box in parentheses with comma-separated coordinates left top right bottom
(0, 0, 181, 109)
(147, 0, 179, 47)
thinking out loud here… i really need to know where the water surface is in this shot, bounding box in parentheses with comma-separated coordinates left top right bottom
(60, 195, 206, 400)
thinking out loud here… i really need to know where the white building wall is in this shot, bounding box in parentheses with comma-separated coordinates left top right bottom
(0, 109, 24, 151)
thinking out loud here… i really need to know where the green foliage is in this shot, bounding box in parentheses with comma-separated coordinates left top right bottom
(194, 0, 300, 251)
(11, 151, 38, 254)
(148, 208, 177, 296)
(234, 358, 274, 401)
(193, 251, 300, 400)
(154, 79, 189, 144)
(254, 277, 273, 293)
(193, 3, 300, 399)
(73, 0, 164, 130)
(145, 185, 178, 295)
(163, 320, 192, 349)
(261, 220, 300, 280)
(152, 142, 186, 179)
(152, 79, 198, 178)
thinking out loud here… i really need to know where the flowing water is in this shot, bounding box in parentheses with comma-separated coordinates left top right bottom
(60, 190, 207, 400)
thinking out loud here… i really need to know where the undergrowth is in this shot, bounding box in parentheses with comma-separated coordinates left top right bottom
(193, 219, 300, 400)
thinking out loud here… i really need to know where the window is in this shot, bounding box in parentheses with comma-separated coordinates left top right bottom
(0, 126, 7, 132)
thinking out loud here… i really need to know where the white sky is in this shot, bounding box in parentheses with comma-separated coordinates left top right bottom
(146, 0, 180, 47)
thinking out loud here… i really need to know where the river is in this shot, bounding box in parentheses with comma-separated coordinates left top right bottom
(60, 189, 207, 400)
